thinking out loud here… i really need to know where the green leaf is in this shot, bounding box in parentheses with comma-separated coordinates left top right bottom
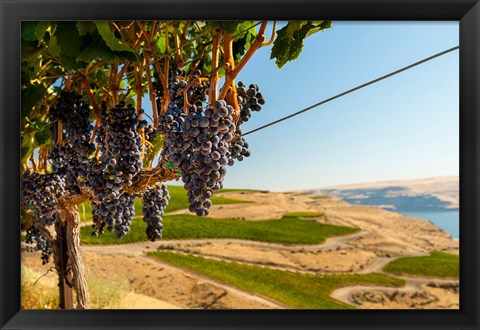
(231, 21, 257, 61)
(21, 40, 42, 62)
(270, 21, 332, 69)
(286, 21, 307, 38)
(77, 21, 97, 36)
(35, 22, 50, 41)
(233, 21, 257, 40)
(21, 84, 47, 118)
(95, 21, 134, 53)
(34, 124, 51, 146)
(306, 21, 332, 37)
(59, 55, 87, 70)
(154, 34, 166, 54)
(21, 22, 39, 41)
(78, 37, 115, 62)
(209, 21, 243, 34)
(21, 133, 35, 167)
(48, 35, 60, 56)
(143, 134, 164, 167)
(55, 22, 83, 58)
(115, 50, 138, 62)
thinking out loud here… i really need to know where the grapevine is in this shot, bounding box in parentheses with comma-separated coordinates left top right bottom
(20, 20, 331, 309)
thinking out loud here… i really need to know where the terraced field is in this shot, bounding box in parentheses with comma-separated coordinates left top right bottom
(148, 251, 405, 309)
(81, 213, 359, 245)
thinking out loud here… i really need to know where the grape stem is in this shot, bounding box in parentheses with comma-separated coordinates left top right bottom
(29, 154, 38, 173)
(134, 62, 143, 111)
(137, 21, 169, 116)
(219, 21, 268, 102)
(144, 54, 159, 127)
(219, 33, 240, 117)
(57, 120, 63, 146)
(261, 21, 277, 47)
(163, 22, 170, 115)
(134, 59, 147, 159)
(65, 76, 73, 92)
(209, 29, 221, 107)
(110, 21, 129, 46)
(180, 21, 190, 42)
(109, 58, 120, 105)
(173, 23, 183, 66)
(80, 75, 101, 144)
(145, 140, 155, 149)
(180, 77, 208, 112)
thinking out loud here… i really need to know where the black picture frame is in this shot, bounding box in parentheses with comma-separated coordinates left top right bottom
(1, 0, 479, 329)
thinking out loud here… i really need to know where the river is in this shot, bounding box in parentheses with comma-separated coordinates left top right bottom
(400, 210, 459, 239)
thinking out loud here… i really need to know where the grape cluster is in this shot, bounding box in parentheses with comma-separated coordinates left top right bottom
(87, 101, 142, 238)
(90, 193, 136, 238)
(142, 183, 170, 242)
(155, 69, 267, 217)
(227, 131, 251, 165)
(25, 225, 53, 265)
(95, 101, 142, 192)
(156, 69, 209, 166)
(236, 82, 265, 125)
(21, 170, 65, 225)
(154, 68, 208, 109)
(159, 100, 235, 216)
(49, 92, 95, 194)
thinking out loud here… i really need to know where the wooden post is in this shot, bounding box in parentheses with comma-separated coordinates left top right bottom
(55, 219, 74, 309)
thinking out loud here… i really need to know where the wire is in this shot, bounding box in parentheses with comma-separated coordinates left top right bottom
(241, 46, 459, 137)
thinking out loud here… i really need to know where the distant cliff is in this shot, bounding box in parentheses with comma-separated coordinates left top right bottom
(308, 176, 459, 212)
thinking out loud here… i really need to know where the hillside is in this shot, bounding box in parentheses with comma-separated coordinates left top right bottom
(306, 176, 459, 212)
(22, 189, 459, 310)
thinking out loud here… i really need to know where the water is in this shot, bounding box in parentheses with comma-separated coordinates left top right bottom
(401, 210, 459, 239)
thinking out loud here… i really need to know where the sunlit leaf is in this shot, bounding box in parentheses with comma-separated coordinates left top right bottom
(77, 21, 97, 36)
(95, 21, 134, 53)
(271, 21, 332, 69)
(35, 22, 50, 41)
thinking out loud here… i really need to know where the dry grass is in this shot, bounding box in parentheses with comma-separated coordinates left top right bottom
(21, 265, 134, 309)
(21, 266, 59, 309)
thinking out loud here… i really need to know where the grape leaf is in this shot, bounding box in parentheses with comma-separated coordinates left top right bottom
(21, 84, 47, 118)
(209, 21, 243, 34)
(35, 22, 50, 41)
(95, 21, 134, 53)
(34, 124, 51, 146)
(55, 22, 83, 57)
(231, 21, 257, 61)
(78, 37, 115, 62)
(154, 34, 166, 54)
(77, 21, 97, 36)
(48, 35, 60, 56)
(21, 133, 35, 166)
(59, 55, 87, 71)
(21, 40, 42, 62)
(270, 21, 332, 69)
(286, 21, 307, 38)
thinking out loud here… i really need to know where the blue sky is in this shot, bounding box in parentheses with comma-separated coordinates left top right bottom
(169, 21, 459, 191)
